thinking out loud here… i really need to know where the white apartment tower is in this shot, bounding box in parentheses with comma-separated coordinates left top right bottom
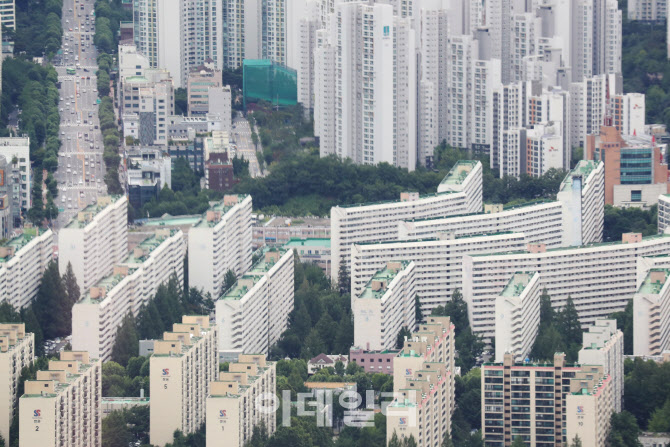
(58, 196, 128, 291)
(633, 267, 670, 356)
(315, 1, 417, 171)
(628, 0, 667, 20)
(188, 195, 252, 297)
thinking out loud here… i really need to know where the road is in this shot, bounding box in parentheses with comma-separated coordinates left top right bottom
(53, 0, 106, 229)
(231, 113, 263, 178)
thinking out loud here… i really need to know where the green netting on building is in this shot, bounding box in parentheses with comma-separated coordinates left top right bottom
(243, 59, 298, 108)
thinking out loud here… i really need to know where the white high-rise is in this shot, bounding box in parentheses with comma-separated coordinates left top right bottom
(314, 1, 417, 170)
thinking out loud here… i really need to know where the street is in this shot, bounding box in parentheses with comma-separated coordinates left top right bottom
(231, 113, 263, 178)
(53, 0, 106, 229)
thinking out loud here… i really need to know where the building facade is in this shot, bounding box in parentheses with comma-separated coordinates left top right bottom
(633, 268, 670, 356)
(0, 137, 31, 211)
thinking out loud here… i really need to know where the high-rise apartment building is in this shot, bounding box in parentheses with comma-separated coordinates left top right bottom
(150, 316, 218, 446)
(216, 248, 294, 357)
(0, 227, 53, 309)
(494, 272, 541, 363)
(314, 1, 417, 171)
(634, 268, 670, 356)
(0, 0, 16, 30)
(206, 354, 277, 447)
(659, 194, 670, 233)
(611, 92, 646, 137)
(386, 316, 456, 446)
(351, 232, 527, 316)
(353, 261, 417, 351)
(72, 229, 186, 361)
(19, 351, 101, 447)
(463, 233, 670, 340)
(330, 160, 482, 283)
(0, 323, 34, 445)
(188, 195, 252, 297)
(0, 137, 31, 211)
(58, 195, 128, 291)
(628, 0, 667, 20)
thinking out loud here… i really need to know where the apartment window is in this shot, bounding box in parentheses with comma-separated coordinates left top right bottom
(631, 190, 642, 202)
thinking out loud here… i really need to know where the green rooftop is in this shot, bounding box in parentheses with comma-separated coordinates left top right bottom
(0, 228, 42, 263)
(64, 195, 123, 229)
(560, 160, 599, 192)
(79, 270, 138, 304)
(500, 272, 537, 298)
(358, 261, 410, 299)
(124, 229, 179, 264)
(440, 160, 480, 186)
(220, 247, 287, 300)
(283, 238, 331, 248)
(143, 215, 201, 227)
(193, 195, 248, 228)
(638, 268, 670, 294)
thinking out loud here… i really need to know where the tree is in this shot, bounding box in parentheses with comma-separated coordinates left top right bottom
(62, 262, 80, 307)
(338, 263, 350, 295)
(648, 397, 670, 432)
(101, 411, 132, 447)
(607, 411, 642, 447)
(110, 313, 139, 366)
(511, 437, 526, 447)
(441, 433, 455, 447)
(334, 360, 345, 376)
(222, 269, 237, 293)
(610, 299, 634, 354)
(388, 433, 402, 447)
(414, 295, 423, 326)
(569, 435, 583, 447)
(396, 326, 412, 349)
(33, 261, 70, 339)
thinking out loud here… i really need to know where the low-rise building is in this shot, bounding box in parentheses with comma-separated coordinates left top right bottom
(150, 316, 218, 446)
(307, 354, 349, 375)
(386, 316, 456, 447)
(283, 238, 331, 276)
(126, 148, 171, 209)
(348, 347, 399, 375)
(19, 351, 102, 447)
(58, 195, 128, 291)
(0, 323, 34, 445)
(72, 229, 185, 361)
(494, 272, 541, 363)
(0, 227, 53, 309)
(353, 261, 417, 352)
(101, 397, 149, 418)
(330, 160, 483, 283)
(216, 248, 294, 357)
(188, 195, 252, 297)
(252, 217, 331, 249)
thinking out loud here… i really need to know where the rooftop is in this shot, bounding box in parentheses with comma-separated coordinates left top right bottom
(193, 195, 247, 228)
(79, 270, 137, 305)
(22, 361, 96, 398)
(439, 160, 480, 186)
(358, 261, 411, 299)
(638, 268, 670, 294)
(500, 272, 537, 297)
(0, 227, 42, 263)
(64, 196, 123, 229)
(403, 199, 557, 224)
(220, 248, 287, 300)
(560, 160, 599, 192)
(283, 238, 331, 248)
(123, 229, 179, 264)
(143, 214, 201, 227)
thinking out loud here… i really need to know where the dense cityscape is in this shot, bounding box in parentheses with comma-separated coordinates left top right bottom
(0, 0, 669, 446)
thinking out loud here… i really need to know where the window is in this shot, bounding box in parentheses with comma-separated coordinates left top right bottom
(631, 190, 642, 202)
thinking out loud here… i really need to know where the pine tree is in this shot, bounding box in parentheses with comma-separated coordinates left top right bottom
(62, 262, 80, 307)
(538, 288, 554, 326)
(559, 297, 582, 345)
(396, 326, 412, 349)
(222, 269, 236, 293)
(388, 432, 402, 447)
(338, 263, 350, 295)
(569, 435, 584, 447)
(34, 261, 70, 339)
(511, 436, 526, 447)
(441, 433, 455, 447)
(415, 295, 423, 326)
(111, 313, 139, 366)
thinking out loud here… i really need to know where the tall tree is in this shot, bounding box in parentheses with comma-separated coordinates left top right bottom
(33, 261, 70, 339)
(222, 269, 237, 293)
(338, 263, 350, 295)
(415, 295, 423, 326)
(62, 261, 80, 307)
(607, 411, 643, 447)
(101, 411, 132, 447)
(111, 313, 139, 366)
(511, 437, 526, 447)
(569, 435, 583, 447)
(396, 326, 412, 349)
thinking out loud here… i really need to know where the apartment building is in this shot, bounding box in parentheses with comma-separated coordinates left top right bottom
(565, 372, 614, 447)
(150, 316, 218, 446)
(0, 137, 31, 210)
(314, 1, 417, 171)
(494, 272, 541, 363)
(525, 123, 564, 177)
(19, 351, 101, 447)
(72, 229, 185, 361)
(555, 160, 605, 246)
(216, 248, 294, 357)
(463, 233, 670, 340)
(349, 347, 398, 375)
(330, 160, 483, 283)
(569, 74, 610, 148)
(611, 93, 646, 137)
(386, 316, 456, 447)
(351, 232, 527, 316)
(187, 66, 221, 116)
(633, 268, 670, 356)
(353, 261, 417, 351)
(58, 195, 128, 291)
(0, 323, 34, 445)
(283, 238, 331, 276)
(188, 195, 252, 297)
(628, 0, 666, 20)
(578, 319, 624, 412)
(0, 227, 53, 309)
(658, 194, 670, 233)
(586, 126, 669, 207)
(0, 0, 15, 29)
(399, 201, 564, 248)
(206, 355, 277, 447)
(481, 353, 612, 447)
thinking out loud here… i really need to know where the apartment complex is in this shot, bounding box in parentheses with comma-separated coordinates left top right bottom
(0, 323, 34, 445)
(330, 160, 482, 283)
(463, 233, 670, 340)
(188, 195, 252, 297)
(578, 319, 624, 412)
(72, 229, 186, 361)
(353, 261, 417, 351)
(628, 0, 666, 21)
(633, 268, 670, 356)
(0, 137, 31, 211)
(658, 194, 670, 233)
(494, 272, 541, 363)
(150, 316, 218, 446)
(586, 126, 669, 207)
(565, 372, 614, 447)
(58, 195, 128, 291)
(351, 232, 527, 316)
(386, 316, 456, 447)
(206, 355, 277, 447)
(187, 66, 221, 116)
(120, 71, 175, 145)
(216, 248, 294, 357)
(0, 227, 53, 309)
(19, 351, 101, 447)
(481, 353, 613, 447)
